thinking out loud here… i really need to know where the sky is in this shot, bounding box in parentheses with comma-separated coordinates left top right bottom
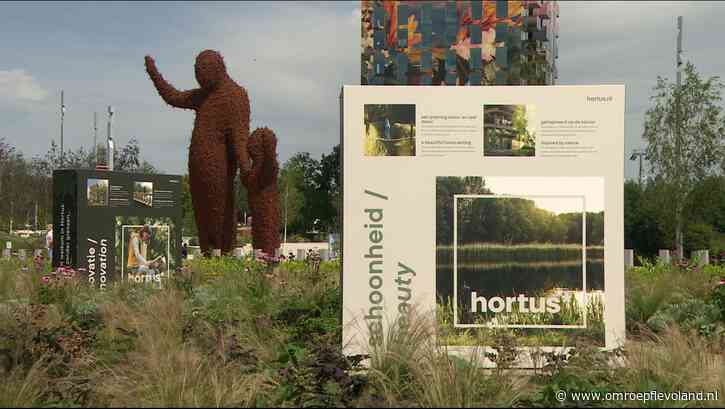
(483, 177, 604, 214)
(1, 1, 724, 180)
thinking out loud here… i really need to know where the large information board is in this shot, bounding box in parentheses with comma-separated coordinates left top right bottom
(53, 169, 182, 289)
(342, 85, 625, 359)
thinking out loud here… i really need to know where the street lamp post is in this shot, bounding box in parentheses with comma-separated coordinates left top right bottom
(675, 16, 684, 261)
(107, 106, 115, 171)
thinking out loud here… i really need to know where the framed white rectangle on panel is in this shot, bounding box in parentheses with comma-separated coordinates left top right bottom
(341, 85, 625, 365)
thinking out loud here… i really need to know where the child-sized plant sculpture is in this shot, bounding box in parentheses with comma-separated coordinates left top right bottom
(244, 128, 281, 256)
(145, 50, 250, 256)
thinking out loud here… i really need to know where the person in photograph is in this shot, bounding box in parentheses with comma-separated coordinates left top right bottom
(45, 224, 53, 261)
(127, 225, 165, 279)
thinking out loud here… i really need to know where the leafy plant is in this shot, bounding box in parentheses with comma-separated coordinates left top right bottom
(646, 297, 724, 338)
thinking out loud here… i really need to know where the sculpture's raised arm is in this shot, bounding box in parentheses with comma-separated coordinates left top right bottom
(145, 55, 202, 110)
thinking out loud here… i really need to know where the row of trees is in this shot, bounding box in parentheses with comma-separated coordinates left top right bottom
(0, 137, 156, 231)
(625, 176, 725, 258)
(0, 134, 340, 241)
(2, 61, 720, 255)
(436, 176, 604, 247)
(274, 145, 340, 237)
(180, 144, 341, 240)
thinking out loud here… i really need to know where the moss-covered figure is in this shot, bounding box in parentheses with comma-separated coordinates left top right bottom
(244, 128, 281, 256)
(145, 50, 250, 255)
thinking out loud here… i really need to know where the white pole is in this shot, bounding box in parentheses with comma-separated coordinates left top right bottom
(93, 112, 98, 166)
(675, 16, 683, 260)
(107, 106, 115, 171)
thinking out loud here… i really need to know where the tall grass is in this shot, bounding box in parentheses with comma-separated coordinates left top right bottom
(364, 311, 526, 407)
(0, 359, 49, 408)
(436, 291, 606, 347)
(622, 327, 724, 407)
(0, 259, 39, 302)
(89, 287, 268, 407)
(0, 255, 722, 407)
(438, 243, 604, 264)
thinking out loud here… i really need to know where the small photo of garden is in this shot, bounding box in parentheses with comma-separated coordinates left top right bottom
(86, 178, 109, 207)
(436, 176, 605, 346)
(363, 104, 416, 156)
(483, 104, 536, 157)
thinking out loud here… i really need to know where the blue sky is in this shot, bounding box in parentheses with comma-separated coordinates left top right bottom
(1, 1, 724, 180)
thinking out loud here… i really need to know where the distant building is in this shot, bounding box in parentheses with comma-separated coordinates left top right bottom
(361, 0, 559, 85)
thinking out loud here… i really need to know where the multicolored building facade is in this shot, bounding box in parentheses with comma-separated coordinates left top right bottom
(361, 1, 559, 86)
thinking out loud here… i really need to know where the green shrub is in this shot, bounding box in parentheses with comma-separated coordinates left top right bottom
(0, 231, 40, 251)
(646, 298, 724, 339)
(685, 222, 714, 254)
(263, 339, 367, 408)
(709, 283, 725, 320)
(626, 258, 719, 333)
(1, 244, 724, 408)
(532, 344, 623, 407)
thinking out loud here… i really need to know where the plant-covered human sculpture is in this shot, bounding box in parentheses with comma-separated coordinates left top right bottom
(243, 128, 281, 256)
(144, 50, 250, 255)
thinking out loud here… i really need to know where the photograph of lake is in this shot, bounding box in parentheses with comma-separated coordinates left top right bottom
(436, 176, 606, 346)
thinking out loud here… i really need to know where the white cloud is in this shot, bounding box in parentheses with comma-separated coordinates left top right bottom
(2, 1, 723, 179)
(0, 69, 48, 102)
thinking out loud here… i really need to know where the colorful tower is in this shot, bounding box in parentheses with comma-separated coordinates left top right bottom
(361, 1, 559, 85)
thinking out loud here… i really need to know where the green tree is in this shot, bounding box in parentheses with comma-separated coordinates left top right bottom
(315, 145, 340, 232)
(278, 160, 306, 236)
(92, 138, 156, 174)
(624, 180, 669, 258)
(684, 175, 725, 233)
(642, 62, 725, 259)
(512, 105, 534, 148)
(435, 176, 491, 245)
(277, 146, 341, 237)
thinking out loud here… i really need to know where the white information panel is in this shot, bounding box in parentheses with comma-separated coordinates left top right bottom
(342, 85, 625, 359)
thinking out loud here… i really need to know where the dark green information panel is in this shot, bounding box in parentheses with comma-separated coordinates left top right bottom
(53, 169, 182, 290)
